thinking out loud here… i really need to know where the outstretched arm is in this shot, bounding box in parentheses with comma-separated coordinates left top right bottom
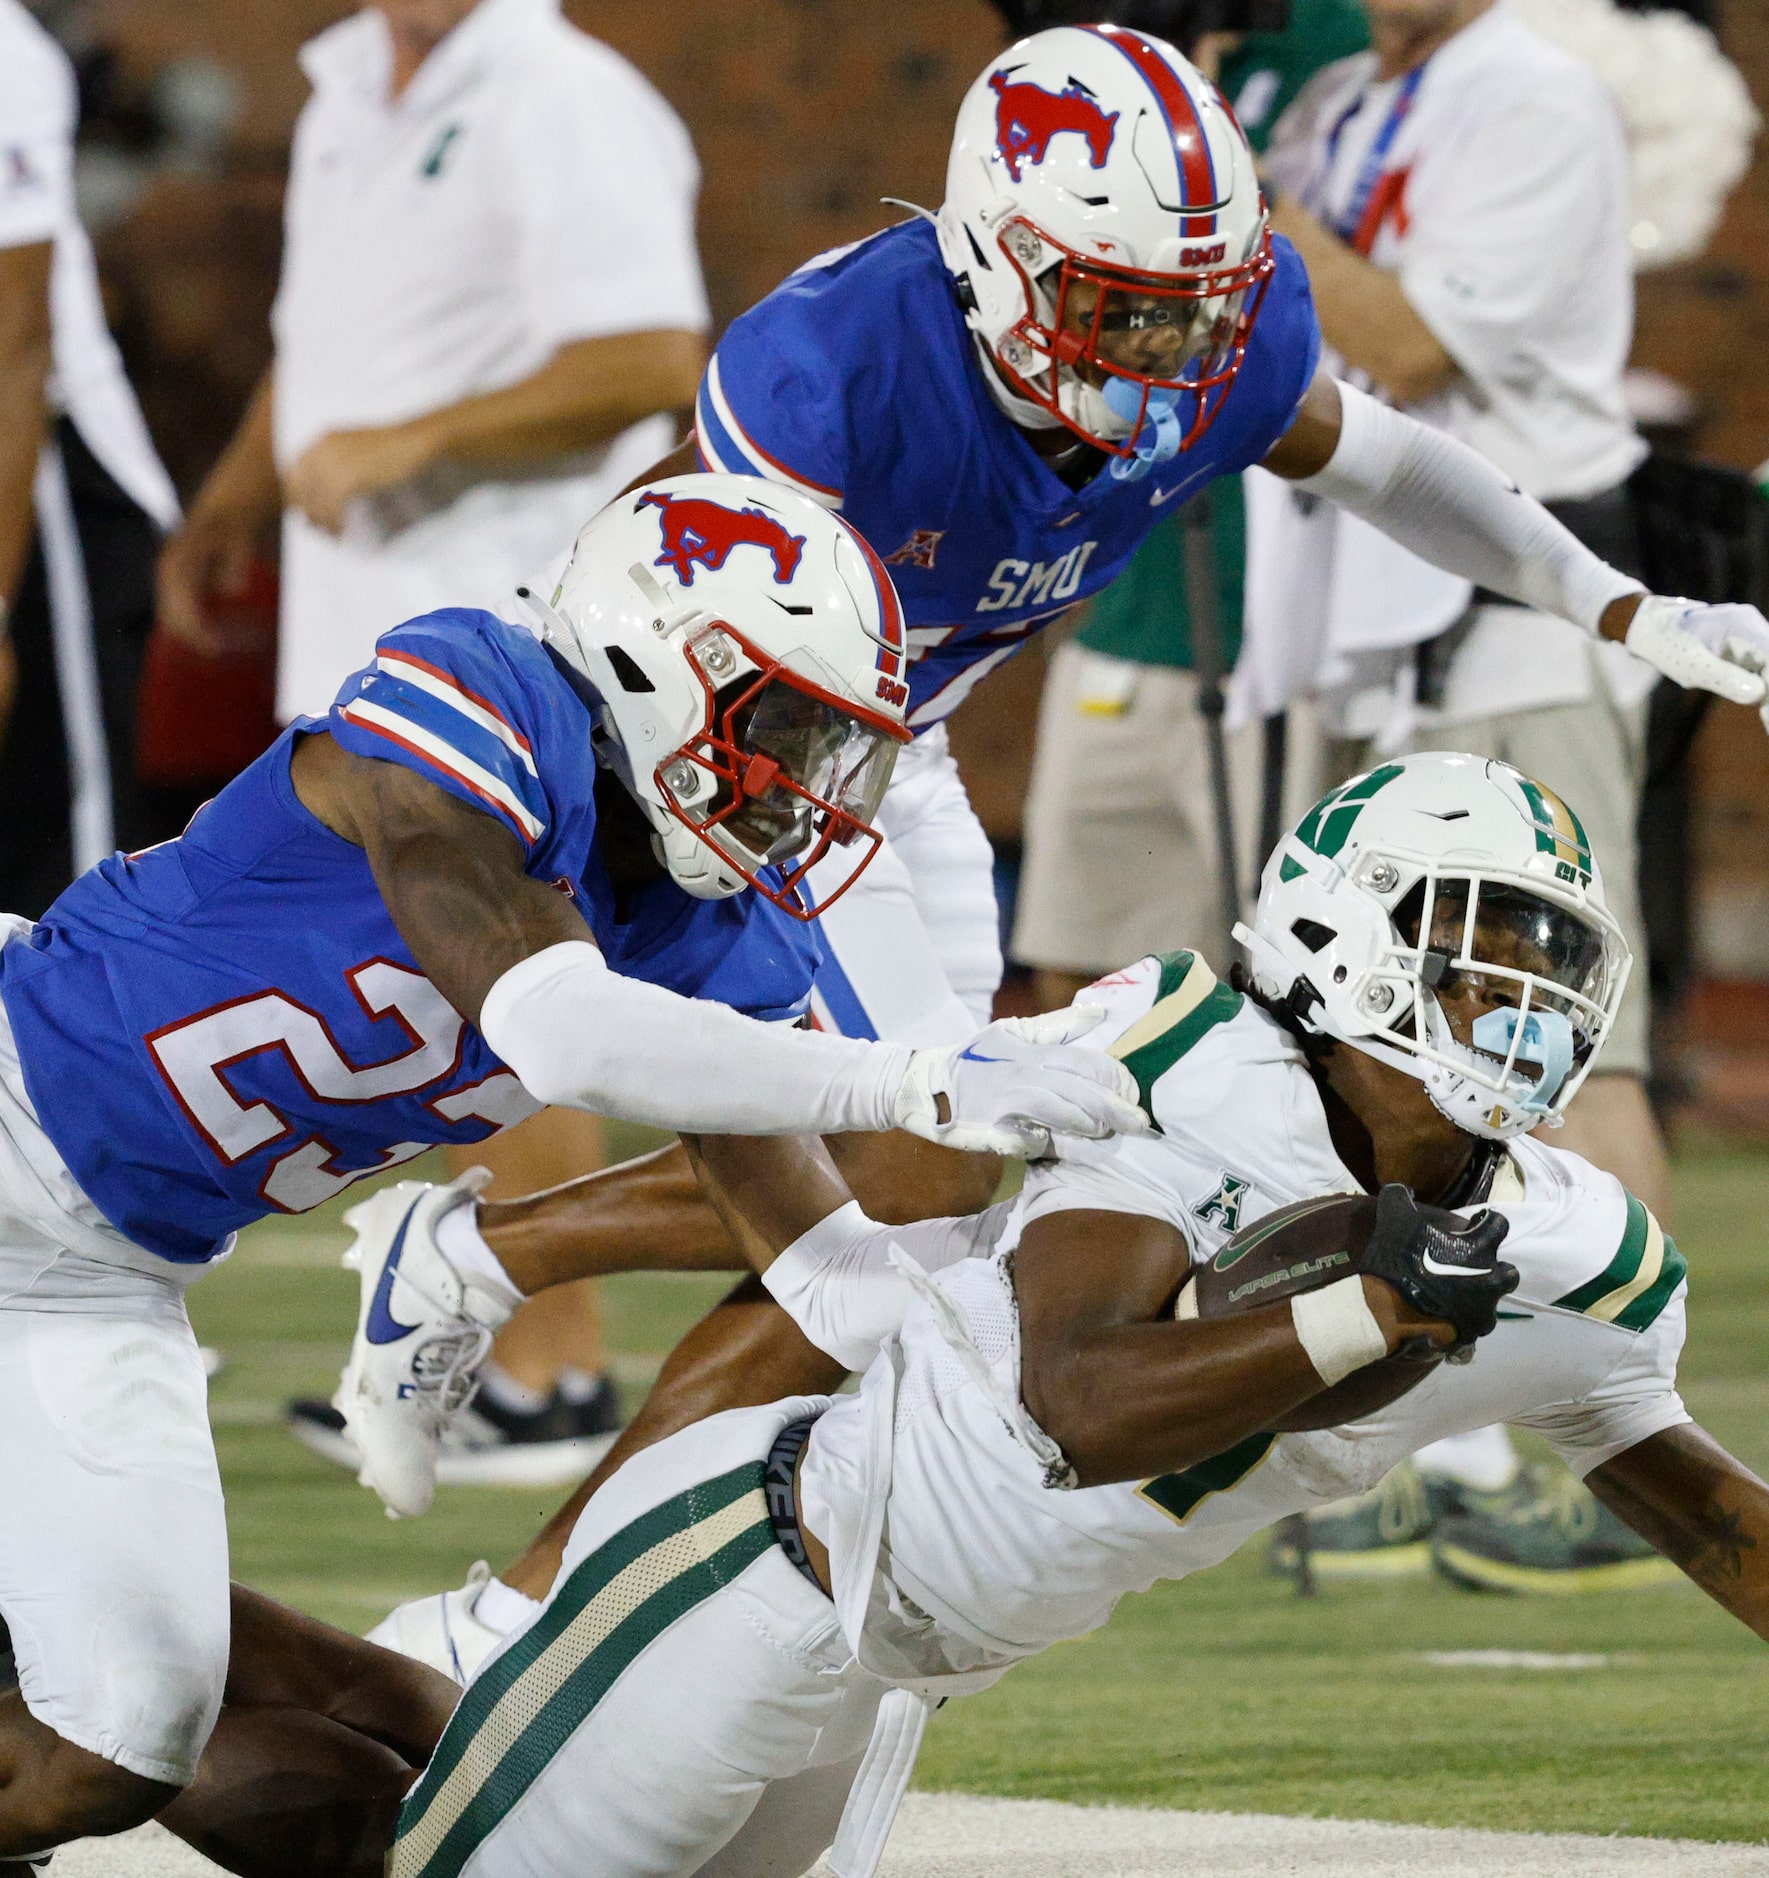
(1589, 1424, 1769, 1639)
(1262, 374, 1769, 714)
(292, 733, 1143, 1153)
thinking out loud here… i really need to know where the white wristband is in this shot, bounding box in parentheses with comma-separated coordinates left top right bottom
(1290, 1276, 1389, 1387)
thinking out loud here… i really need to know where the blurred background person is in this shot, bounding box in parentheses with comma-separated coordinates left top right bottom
(1011, 0, 1368, 1003)
(1242, 0, 1730, 1584)
(0, 0, 181, 916)
(153, 0, 712, 1481)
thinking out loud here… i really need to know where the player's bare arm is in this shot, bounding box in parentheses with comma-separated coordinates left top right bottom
(1012, 1203, 1471, 1488)
(291, 731, 593, 1025)
(1589, 1425, 1769, 1640)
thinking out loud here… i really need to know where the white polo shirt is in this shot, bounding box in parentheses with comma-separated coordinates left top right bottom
(0, 0, 178, 531)
(272, 0, 710, 719)
(1239, 3, 1650, 728)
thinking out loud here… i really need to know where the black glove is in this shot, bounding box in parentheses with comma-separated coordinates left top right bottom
(1361, 1182, 1518, 1353)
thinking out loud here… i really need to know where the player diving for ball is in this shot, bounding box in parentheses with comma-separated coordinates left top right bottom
(259, 750, 1769, 1878)
(642, 15, 1769, 1247)
(0, 472, 1150, 1870)
(352, 8, 1769, 1666)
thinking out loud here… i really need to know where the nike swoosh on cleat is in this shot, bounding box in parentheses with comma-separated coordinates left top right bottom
(364, 1205, 425, 1346)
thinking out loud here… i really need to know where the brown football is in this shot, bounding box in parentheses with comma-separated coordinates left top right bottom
(1175, 1192, 1447, 1431)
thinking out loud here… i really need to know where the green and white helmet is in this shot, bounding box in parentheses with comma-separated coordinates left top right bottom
(1237, 752, 1632, 1142)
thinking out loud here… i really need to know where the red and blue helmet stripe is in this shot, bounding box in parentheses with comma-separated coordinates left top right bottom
(1085, 24, 1221, 240)
(837, 515, 906, 681)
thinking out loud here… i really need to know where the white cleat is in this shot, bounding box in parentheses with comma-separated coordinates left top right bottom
(366, 1562, 510, 1687)
(336, 1169, 516, 1520)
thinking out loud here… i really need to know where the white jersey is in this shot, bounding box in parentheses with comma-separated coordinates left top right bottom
(798, 950, 1690, 1688)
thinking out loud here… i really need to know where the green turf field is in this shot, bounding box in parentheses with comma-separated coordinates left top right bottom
(190, 1142, 1769, 1844)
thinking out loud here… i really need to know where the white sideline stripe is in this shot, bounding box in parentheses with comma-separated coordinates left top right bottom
(339, 699, 544, 841)
(66, 1796, 1769, 1878)
(1420, 1649, 1613, 1670)
(375, 653, 540, 776)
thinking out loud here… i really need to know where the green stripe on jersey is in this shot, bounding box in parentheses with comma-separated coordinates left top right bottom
(393, 1461, 774, 1878)
(1110, 951, 1243, 1124)
(1140, 1434, 1277, 1524)
(1552, 1195, 1685, 1332)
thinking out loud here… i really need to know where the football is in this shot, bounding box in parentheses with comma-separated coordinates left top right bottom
(1176, 1193, 1449, 1430)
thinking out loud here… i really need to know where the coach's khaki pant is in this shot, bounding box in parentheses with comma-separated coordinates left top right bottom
(1014, 643, 1259, 979)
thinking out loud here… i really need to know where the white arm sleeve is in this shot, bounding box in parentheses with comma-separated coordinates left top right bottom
(762, 1198, 1014, 1372)
(479, 941, 910, 1136)
(1297, 380, 1644, 634)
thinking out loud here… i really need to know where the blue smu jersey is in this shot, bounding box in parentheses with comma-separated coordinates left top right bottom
(0, 612, 819, 1264)
(696, 218, 1320, 728)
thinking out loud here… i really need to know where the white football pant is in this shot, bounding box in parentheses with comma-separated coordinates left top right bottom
(0, 968, 227, 1788)
(392, 1400, 892, 1878)
(808, 726, 1003, 1045)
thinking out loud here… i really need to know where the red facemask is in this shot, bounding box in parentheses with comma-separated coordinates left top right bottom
(654, 622, 911, 920)
(993, 215, 1276, 455)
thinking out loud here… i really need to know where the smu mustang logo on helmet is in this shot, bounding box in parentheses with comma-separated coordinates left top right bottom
(640, 492, 807, 588)
(989, 70, 1118, 184)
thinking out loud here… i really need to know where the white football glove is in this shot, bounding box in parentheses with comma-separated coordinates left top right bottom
(893, 1005, 1150, 1158)
(1626, 596, 1769, 730)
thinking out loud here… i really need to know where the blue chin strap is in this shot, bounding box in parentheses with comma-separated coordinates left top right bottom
(1102, 376, 1186, 483)
(1471, 1006, 1576, 1116)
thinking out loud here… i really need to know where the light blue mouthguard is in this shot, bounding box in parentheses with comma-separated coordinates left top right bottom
(1103, 377, 1185, 482)
(1471, 1006, 1576, 1115)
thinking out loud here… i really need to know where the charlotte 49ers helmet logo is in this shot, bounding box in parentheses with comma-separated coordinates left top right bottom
(990, 70, 1118, 184)
(639, 492, 806, 587)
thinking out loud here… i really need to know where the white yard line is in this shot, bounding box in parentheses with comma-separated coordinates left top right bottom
(65, 1793, 1769, 1877)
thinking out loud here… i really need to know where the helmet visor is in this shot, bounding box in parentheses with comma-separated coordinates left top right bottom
(722, 680, 899, 864)
(1399, 878, 1621, 1073)
(1054, 266, 1255, 386)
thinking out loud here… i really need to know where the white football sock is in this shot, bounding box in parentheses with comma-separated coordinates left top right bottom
(477, 1361, 551, 1418)
(434, 1197, 525, 1316)
(475, 1575, 542, 1637)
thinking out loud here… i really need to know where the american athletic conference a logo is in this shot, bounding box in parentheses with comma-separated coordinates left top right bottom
(640, 492, 807, 587)
(989, 70, 1119, 183)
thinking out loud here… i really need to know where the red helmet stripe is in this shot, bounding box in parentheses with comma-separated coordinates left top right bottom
(1086, 24, 1220, 239)
(840, 517, 906, 680)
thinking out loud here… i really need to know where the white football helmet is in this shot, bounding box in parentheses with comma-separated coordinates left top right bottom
(937, 23, 1271, 458)
(1237, 753, 1632, 1142)
(520, 473, 911, 918)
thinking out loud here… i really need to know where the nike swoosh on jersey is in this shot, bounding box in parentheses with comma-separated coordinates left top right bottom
(365, 1205, 424, 1346)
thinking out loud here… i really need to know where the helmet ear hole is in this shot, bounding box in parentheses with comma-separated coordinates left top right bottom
(1290, 918, 1337, 954)
(605, 646, 656, 694)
